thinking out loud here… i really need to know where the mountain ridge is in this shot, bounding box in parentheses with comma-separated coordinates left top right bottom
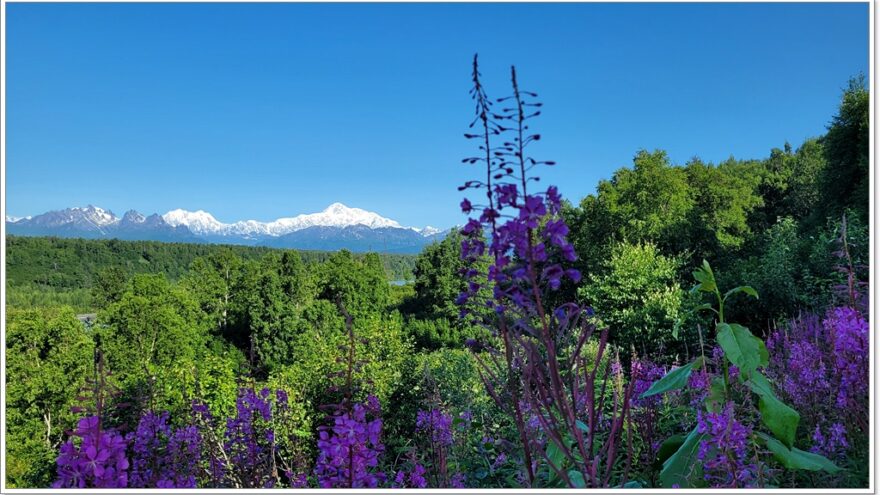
(6, 203, 452, 254)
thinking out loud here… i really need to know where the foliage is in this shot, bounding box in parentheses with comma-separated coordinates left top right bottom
(579, 242, 690, 358)
(97, 274, 211, 416)
(6, 235, 416, 311)
(5, 64, 869, 490)
(643, 261, 839, 487)
(818, 75, 869, 223)
(5, 307, 95, 488)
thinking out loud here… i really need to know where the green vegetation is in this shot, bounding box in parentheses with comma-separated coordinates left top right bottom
(6, 236, 417, 312)
(4, 76, 869, 489)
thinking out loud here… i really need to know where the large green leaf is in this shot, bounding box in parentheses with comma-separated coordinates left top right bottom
(568, 470, 586, 488)
(640, 357, 702, 399)
(760, 434, 841, 473)
(653, 434, 685, 470)
(747, 372, 800, 448)
(716, 322, 767, 377)
(659, 427, 706, 488)
(723, 285, 759, 301)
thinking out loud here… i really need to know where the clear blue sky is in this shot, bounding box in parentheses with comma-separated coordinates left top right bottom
(6, 3, 869, 228)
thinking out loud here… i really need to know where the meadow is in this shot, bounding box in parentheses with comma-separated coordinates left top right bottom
(4, 60, 869, 489)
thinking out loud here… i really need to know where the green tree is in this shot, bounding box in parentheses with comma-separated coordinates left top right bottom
(569, 150, 694, 275)
(235, 256, 298, 374)
(409, 231, 471, 321)
(684, 157, 763, 262)
(784, 138, 826, 220)
(578, 242, 689, 359)
(314, 250, 390, 320)
(91, 266, 127, 308)
(279, 250, 312, 308)
(5, 307, 94, 488)
(723, 218, 801, 327)
(98, 274, 209, 415)
(819, 75, 869, 223)
(181, 249, 244, 336)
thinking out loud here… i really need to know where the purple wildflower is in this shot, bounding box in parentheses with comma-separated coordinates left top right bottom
(315, 400, 386, 488)
(53, 416, 129, 488)
(415, 409, 454, 446)
(696, 403, 756, 488)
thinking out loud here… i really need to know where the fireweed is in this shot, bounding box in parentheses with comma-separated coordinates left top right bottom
(404, 407, 468, 488)
(54, 346, 130, 488)
(53, 416, 130, 488)
(766, 306, 868, 461)
(458, 55, 633, 488)
(313, 301, 386, 488)
(191, 385, 295, 488)
(640, 261, 841, 488)
(127, 411, 200, 488)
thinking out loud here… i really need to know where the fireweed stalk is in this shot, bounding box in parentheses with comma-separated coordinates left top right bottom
(313, 300, 386, 488)
(54, 345, 131, 488)
(458, 55, 634, 488)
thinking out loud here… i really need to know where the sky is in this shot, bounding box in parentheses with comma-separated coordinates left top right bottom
(5, 2, 869, 229)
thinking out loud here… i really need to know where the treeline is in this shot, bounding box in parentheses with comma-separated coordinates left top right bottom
(5, 236, 417, 311)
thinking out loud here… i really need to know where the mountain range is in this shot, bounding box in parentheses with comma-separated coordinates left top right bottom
(5, 203, 450, 254)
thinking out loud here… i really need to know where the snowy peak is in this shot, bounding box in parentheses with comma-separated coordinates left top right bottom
(296, 203, 403, 230)
(121, 210, 146, 224)
(8, 203, 450, 253)
(71, 205, 119, 227)
(416, 226, 443, 237)
(161, 203, 407, 237)
(162, 209, 225, 235)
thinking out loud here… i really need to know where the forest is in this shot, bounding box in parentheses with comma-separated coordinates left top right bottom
(3, 64, 870, 489)
(5, 236, 417, 312)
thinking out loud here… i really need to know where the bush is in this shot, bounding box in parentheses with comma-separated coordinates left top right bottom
(579, 242, 691, 360)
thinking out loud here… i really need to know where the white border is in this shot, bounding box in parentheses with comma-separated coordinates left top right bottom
(0, 0, 875, 494)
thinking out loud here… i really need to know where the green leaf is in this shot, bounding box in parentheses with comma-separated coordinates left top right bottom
(747, 372, 800, 448)
(546, 439, 566, 478)
(568, 470, 586, 488)
(716, 322, 767, 377)
(654, 434, 685, 470)
(723, 285, 759, 301)
(691, 260, 717, 293)
(617, 480, 643, 488)
(575, 419, 589, 432)
(639, 357, 702, 399)
(659, 427, 706, 488)
(760, 433, 841, 473)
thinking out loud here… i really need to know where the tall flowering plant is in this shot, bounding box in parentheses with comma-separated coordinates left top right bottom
(192, 386, 293, 488)
(640, 261, 841, 487)
(312, 300, 386, 488)
(458, 55, 634, 488)
(765, 232, 869, 481)
(53, 345, 130, 488)
(127, 411, 200, 488)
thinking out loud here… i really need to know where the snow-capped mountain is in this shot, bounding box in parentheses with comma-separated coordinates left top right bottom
(7, 206, 196, 242)
(7, 203, 451, 254)
(416, 226, 443, 237)
(162, 203, 407, 238)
